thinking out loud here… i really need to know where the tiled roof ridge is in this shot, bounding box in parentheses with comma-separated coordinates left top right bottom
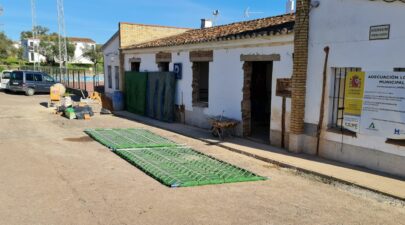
(120, 22, 192, 30)
(123, 13, 295, 50)
(199, 13, 295, 31)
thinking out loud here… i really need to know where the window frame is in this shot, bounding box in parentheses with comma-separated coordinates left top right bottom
(192, 61, 210, 106)
(114, 66, 119, 90)
(25, 73, 35, 82)
(329, 67, 362, 132)
(130, 62, 140, 72)
(34, 73, 43, 82)
(107, 65, 112, 89)
(157, 62, 170, 72)
(11, 71, 23, 81)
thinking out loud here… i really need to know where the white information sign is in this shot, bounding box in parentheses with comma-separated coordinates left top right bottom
(359, 72, 405, 139)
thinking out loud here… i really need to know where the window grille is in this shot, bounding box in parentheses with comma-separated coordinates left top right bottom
(330, 67, 361, 129)
(114, 66, 119, 90)
(107, 66, 112, 89)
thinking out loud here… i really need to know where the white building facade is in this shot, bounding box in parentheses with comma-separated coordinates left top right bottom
(110, 1, 405, 178)
(102, 33, 120, 94)
(302, 0, 405, 177)
(121, 14, 295, 143)
(102, 22, 191, 95)
(21, 38, 46, 63)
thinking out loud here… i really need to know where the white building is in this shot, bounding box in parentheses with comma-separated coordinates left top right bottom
(102, 22, 190, 95)
(22, 37, 96, 64)
(121, 14, 295, 139)
(103, 32, 120, 92)
(68, 37, 96, 64)
(301, 0, 405, 177)
(21, 38, 46, 63)
(108, 0, 405, 178)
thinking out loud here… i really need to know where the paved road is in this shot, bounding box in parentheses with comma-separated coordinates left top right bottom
(0, 92, 404, 225)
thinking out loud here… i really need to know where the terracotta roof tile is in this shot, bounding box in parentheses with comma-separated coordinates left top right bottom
(124, 13, 295, 50)
(68, 37, 96, 43)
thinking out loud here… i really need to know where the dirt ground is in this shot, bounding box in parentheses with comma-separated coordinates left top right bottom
(0, 92, 404, 225)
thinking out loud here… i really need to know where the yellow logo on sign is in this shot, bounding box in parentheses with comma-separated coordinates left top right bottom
(344, 72, 365, 116)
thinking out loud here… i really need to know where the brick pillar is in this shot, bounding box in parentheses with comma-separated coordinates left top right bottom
(289, 0, 310, 152)
(192, 62, 200, 105)
(241, 62, 252, 137)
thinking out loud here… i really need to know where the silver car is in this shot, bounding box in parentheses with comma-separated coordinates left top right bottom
(8, 70, 56, 96)
(0, 70, 11, 90)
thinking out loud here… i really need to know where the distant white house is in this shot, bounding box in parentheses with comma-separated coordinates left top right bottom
(21, 38, 46, 63)
(68, 37, 97, 64)
(21, 37, 96, 64)
(12, 41, 21, 50)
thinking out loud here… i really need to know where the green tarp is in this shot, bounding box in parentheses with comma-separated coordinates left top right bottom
(146, 72, 176, 122)
(125, 72, 147, 115)
(125, 71, 176, 122)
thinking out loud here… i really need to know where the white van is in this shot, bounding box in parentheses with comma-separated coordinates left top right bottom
(0, 70, 12, 90)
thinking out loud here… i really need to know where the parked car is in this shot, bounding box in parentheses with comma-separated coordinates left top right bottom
(0, 70, 12, 90)
(8, 70, 56, 96)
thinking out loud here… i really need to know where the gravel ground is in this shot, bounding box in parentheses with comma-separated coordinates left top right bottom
(0, 92, 404, 225)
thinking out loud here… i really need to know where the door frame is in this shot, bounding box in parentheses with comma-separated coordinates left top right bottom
(240, 54, 280, 138)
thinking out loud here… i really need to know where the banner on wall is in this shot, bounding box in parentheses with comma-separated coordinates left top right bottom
(343, 71, 405, 139)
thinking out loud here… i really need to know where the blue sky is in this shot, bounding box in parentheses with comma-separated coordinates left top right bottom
(0, 0, 287, 44)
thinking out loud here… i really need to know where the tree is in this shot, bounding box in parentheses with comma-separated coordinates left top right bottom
(38, 34, 75, 65)
(83, 44, 103, 73)
(0, 32, 15, 59)
(20, 26, 50, 40)
(20, 26, 76, 66)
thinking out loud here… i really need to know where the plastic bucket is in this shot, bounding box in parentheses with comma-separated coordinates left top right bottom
(112, 91, 124, 111)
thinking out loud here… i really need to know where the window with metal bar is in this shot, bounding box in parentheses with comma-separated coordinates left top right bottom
(114, 66, 119, 90)
(107, 66, 112, 89)
(330, 67, 362, 129)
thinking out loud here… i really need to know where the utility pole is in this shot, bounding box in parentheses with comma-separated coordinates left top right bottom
(57, 0, 68, 80)
(31, 0, 39, 70)
(0, 5, 4, 28)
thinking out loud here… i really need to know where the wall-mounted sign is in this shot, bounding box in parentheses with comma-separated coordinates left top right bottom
(343, 71, 405, 139)
(173, 63, 182, 80)
(276, 78, 292, 97)
(369, 24, 390, 40)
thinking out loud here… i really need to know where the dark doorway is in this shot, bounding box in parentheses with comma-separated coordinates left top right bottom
(192, 61, 209, 104)
(250, 61, 273, 141)
(158, 62, 170, 72)
(131, 62, 140, 72)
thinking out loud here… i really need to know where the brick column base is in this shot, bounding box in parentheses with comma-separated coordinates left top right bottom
(241, 62, 252, 137)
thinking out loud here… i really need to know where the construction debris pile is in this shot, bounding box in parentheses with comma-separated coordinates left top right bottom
(48, 83, 111, 120)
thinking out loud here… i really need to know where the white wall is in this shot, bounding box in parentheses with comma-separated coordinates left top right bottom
(124, 35, 294, 132)
(103, 35, 120, 95)
(22, 39, 46, 63)
(306, 0, 405, 156)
